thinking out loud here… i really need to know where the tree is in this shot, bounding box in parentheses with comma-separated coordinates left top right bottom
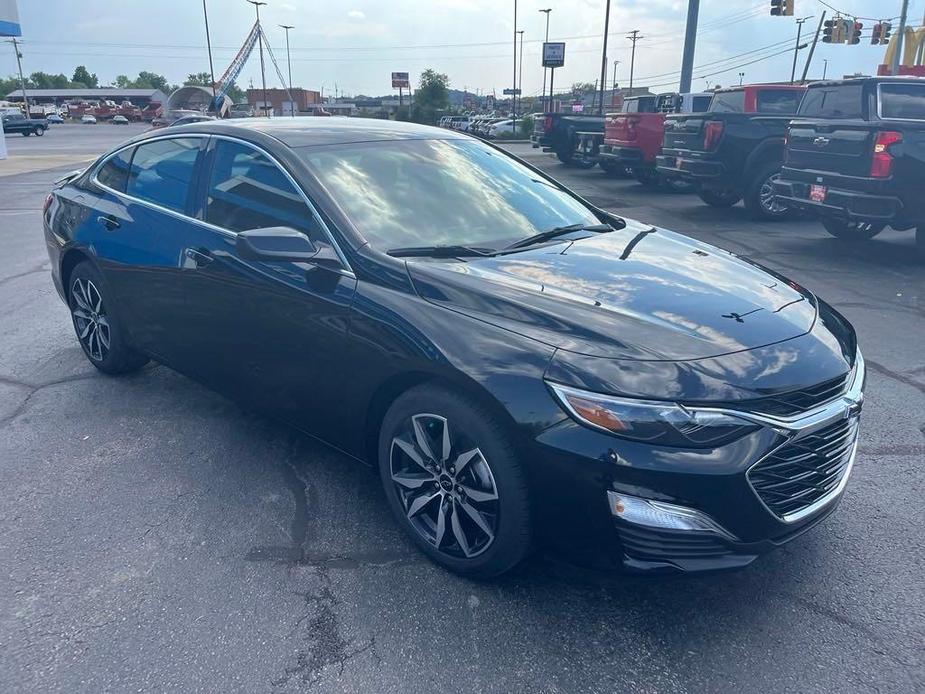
(412, 69, 449, 125)
(111, 71, 174, 92)
(225, 82, 245, 104)
(72, 66, 98, 89)
(570, 81, 596, 95)
(184, 72, 214, 87)
(29, 71, 70, 89)
(1, 75, 21, 97)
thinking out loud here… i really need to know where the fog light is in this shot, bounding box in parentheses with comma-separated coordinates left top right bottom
(607, 491, 736, 539)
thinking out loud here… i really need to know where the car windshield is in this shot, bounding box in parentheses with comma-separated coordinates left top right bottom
(298, 138, 601, 252)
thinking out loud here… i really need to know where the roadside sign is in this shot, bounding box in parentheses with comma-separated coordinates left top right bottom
(543, 42, 565, 68)
(502, 88, 522, 96)
(0, 0, 21, 36)
(391, 72, 410, 88)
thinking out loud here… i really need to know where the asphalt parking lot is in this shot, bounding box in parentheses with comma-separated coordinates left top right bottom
(1, 127, 922, 692)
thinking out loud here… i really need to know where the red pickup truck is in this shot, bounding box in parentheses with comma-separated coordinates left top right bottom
(599, 93, 711, 187)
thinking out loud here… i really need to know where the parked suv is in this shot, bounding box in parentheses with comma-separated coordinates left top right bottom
(656, 84, 806, 219)
(773, 77, 925, 252)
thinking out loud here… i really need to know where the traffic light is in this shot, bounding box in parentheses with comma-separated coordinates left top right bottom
(881, 21, 893, 44)
(782, 0, 794, 16)
(848, 21, 863, 45)
(871, 22, 882, 45)
(770, 0, 783, 16)
(823, 19, 836, 43)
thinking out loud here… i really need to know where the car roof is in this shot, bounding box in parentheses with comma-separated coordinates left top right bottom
(807, 75, 925, 89)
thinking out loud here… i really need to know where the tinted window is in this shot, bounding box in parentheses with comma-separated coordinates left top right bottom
(798, 84, 863, 118)
(205, 140, 319, 236)
(709, 90, 746, 113)
(691, 96, 712, 112)
(756, 90, 802, 114)
(299, 139, 600, 251)
(879, 83, 925, 120)
(96, 148, 134, 193)
(126, 138, 201, 213)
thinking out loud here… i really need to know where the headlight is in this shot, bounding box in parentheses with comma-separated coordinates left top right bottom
(548, 382, 759, 448)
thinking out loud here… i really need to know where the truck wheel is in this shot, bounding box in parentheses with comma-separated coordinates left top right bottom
(34, 126, 44, 136)
(20, 131, 30, 136)
(821, 218, 885, 241)
(634, 168, 660, 188)
(599, 160, 624, 176)
(698, 188, 741, 207)
(744, 163, 791, 221)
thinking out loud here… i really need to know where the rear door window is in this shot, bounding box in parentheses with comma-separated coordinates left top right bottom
(96, 147, 134, 193)
(204, 139, 320, 238)
(709, 90, 746, 113)
(798, 84, 863, 118)
(756, 89, 802, 114)
(126, 138, 202, 213)
(691, 95, 712, 112)
(879, 83, 925, 120)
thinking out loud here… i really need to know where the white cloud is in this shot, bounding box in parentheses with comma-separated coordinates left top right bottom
(347, 10, 366, 20)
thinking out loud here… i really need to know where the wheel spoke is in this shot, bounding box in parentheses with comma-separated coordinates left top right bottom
(460, 484, 498, 503)
(411, 416, 438, 462)
(393, 437, 429, 473)
(406, 491, 440, 519)
(77, 321, 92, 339)
(453, 448, 480, 474)
(391, 471, 434, 490)
(450, 503, 473, 557)
(73, 308, 92, 321)
(441, 418, 451, 463)
(97, 324, 111, 350)
(73, 281, 90, 310)
(458, 500, 494, 539)
(90, 284, 102, 313)
(434, 498, 448, 548)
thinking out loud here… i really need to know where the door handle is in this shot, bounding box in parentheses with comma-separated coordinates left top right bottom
(184, 248, 214, 268)
(97, 214, 120, 231)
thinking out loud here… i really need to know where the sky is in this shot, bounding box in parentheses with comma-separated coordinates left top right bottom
(2, 0, 918, 99)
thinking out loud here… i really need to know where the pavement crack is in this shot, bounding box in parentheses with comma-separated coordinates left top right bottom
(0, 263, 48, 287)
(865, 359, 925, 395)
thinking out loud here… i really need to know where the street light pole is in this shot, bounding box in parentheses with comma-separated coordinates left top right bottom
(822, 58, 828, 79)
(679, 0, 700, 93)
(279, 24, 294, 116)
(598, 0, 611, 116)
(790, 17, 809, 83)
(512, 0, 518, 134)
(202, 0, 217, 97)
(626, 29, 642, 92)
(247, 0, 269, 117)
(517, 30, 525, 127)
(539, 8, 551, 112)
(738, 72, 745, 85)
(9, 38, 29, 113)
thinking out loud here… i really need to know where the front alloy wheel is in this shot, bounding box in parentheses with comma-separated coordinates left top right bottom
(71, 277, 111, 362)
(390, 414, 499, 559)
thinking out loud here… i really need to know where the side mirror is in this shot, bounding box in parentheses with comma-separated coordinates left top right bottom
(236, 226, 320, 262)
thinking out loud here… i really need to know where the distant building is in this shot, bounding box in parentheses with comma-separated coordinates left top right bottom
(4, 87, 169, 109)
(247, 88, 320, 116)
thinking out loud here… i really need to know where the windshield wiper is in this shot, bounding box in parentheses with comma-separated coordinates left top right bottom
(387, 245, 497, 258)
(503, 223, 615, 251)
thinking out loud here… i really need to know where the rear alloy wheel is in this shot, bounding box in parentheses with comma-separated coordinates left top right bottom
(698, 188, 741, 207)
(379, 385, 531, 577)
(744, 163, 791, 221)
(34, 126, 44, 136)
(68, 261, 149, 375)
(821, 218, 886, 241)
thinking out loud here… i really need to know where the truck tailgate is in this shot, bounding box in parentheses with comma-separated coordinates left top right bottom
(787, 120, 874, 177)
(663, 114, 706, 151)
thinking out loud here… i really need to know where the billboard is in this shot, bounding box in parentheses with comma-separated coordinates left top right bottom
(542, 42, 565, 68)
(391, 72, 410, 89)
(0, 0, 21, 36)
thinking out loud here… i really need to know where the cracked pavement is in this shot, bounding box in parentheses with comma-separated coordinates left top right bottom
(0, 132, 922, 692)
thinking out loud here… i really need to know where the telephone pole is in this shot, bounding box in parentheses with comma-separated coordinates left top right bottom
(598, 0, 611, 115)
(279, 24, 294, 116)
(678, 0, 699, 93)
(512, 0, 518, 134)
(247, 0, 269, 117)
(890, 0, 910, 75)
(517, 30, 525, 125)
(626, 29, 642, 92)
(202, 0, 217, 96)
(790, 17, 809, 83)
(539, 9, 551, 112)
(10, 38, 29, 113)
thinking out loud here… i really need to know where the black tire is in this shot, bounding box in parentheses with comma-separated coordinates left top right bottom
(599, 160, 625, 176)
(821, 218, 886, 241)
(378, 383, 532, 578)
(634, 168, 660, 188)
(20, 131, 29, 136)
(917, 226, 925, 257)
(34, 126, 44, 136)
(698, 188, 741, 207)
(68, 261, 149, 375)
(744, 162, 791, 221)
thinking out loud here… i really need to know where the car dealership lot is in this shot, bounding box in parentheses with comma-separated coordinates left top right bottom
(1, 129, 923, 692)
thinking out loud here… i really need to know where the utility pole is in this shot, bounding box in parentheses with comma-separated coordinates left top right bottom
(202, 0, 217, 97)
(612, 59, 619, 94)
(10, 38, 29, 113)
(279, 24, 294, 116)
(790, 17, 809, 83)
(539, 8, 551, 112)
(890, 0, 910, 76)
(799, 12, 825, 84)
(517, 30, 525, 127)
(598, 0, 611, 115)
(822, 58, 828, 79)
(512, 0, 518, 133)
(247, 0, 269, 117)
(678, 0, 699, 94)
(738, 72, 745, 85)
(626, 30, 642, 92)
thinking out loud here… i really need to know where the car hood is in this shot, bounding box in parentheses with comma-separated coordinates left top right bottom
(408, 221, 818, 362)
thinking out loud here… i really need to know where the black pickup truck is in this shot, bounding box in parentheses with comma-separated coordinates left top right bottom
(531, 112, 604, 167)
(773, 77, 925, 253)
(656, 84, 806, 220)
(2, 112, 48, 136)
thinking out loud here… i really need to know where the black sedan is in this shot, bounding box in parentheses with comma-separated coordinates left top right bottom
(43, 119, 864, 577)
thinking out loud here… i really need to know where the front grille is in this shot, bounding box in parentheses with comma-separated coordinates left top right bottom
(748, 417, 858, 520)
(617, 524, 732, 561)
(737, 373, 850, 417)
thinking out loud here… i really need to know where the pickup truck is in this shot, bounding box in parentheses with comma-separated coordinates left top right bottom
(531, 112, 605, 167)
(656, 84, 806, 219)
(772, 77, 925, 253)
(599, 92, 711, 186)
(1, 112, 48, 137)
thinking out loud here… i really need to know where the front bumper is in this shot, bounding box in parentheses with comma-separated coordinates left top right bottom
(530, 356, 864, 575)
(772, 175, 904, 224)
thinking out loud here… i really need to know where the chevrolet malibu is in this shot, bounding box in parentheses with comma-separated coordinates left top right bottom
(43, 119, 864, 577)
